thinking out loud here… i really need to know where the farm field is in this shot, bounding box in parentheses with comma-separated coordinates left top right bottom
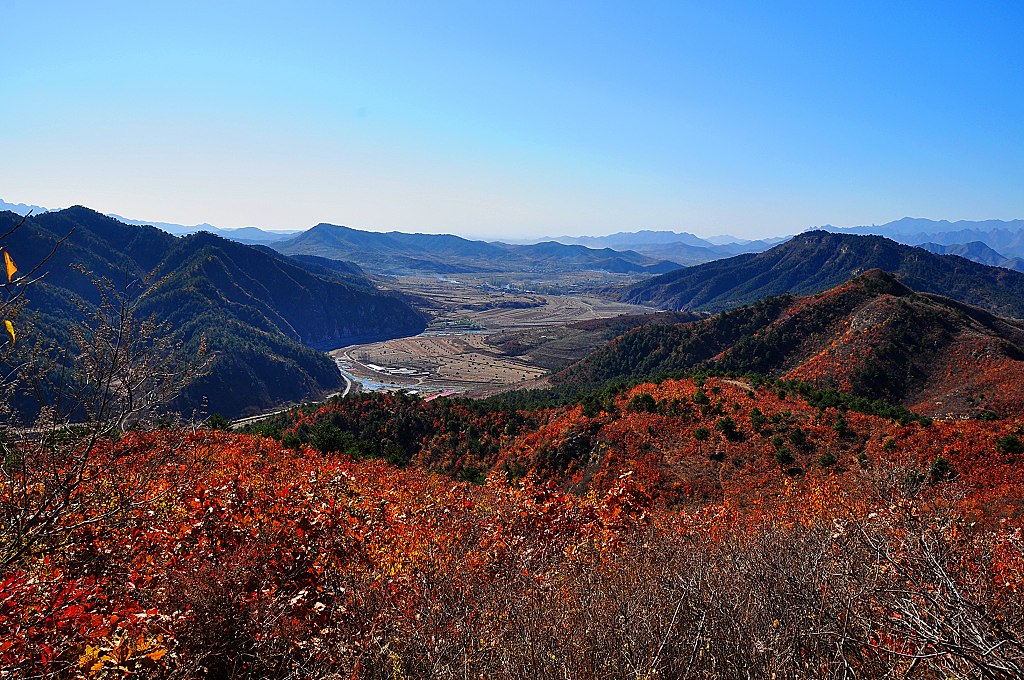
(331, 276, 655, 396)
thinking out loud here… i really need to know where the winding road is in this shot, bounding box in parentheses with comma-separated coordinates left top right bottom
(229, 371, 354, 430)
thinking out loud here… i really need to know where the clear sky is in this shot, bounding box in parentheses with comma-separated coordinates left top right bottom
(2, 1, 1022, 239)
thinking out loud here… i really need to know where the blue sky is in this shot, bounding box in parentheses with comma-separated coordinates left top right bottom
(2, 1, 1022, 238)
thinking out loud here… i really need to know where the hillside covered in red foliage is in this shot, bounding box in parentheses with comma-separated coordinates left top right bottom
(6, 375, 1024, 677)
(557, 269, 1024, 418)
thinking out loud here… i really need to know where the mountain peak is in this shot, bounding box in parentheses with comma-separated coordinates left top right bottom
(64, 205, 111, 219)
(848, 268, 912, 296)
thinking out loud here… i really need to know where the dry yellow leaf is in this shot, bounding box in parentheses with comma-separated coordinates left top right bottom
(77, 644, 100, 668)
(4, 320, 13, 345)
(3, 251, 16, 281)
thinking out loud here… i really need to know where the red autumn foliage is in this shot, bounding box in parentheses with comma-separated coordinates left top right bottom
(4, 376, 1024, 677)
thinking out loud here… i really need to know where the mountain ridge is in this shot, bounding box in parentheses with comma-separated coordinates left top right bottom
(562, 269, 1024, 417)
(615, 231, 1024, 318)
(820, 217, 1024, 261)
(273, 222, 682, 275)
(1, 207, 426, 417)
(918, 241, 1024, 272)
(538, 230, 786, 266)
(108, 214, 301, 244)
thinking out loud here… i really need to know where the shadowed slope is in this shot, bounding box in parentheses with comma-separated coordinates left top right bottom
(1, 207, 426, 417)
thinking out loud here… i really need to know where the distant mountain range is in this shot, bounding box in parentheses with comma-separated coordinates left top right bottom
(10, 199, 1024, 272)
(272, 223, 683, 275)
(614, 231, 1024, 319)
(0, 198, 53, 216)
(820, 217, 1024, 265)
(550, 219, 1024, 271)
(543, 230, 787, 266)
(0, 207, 426, 417)
(549, 230, 719, 248)
(0, 198, 299, 244)
(822, 216, 1024, 241)
(561, 270, 1024, 418)
(107, 214, 300, 244)
(917, 241, 1024, 273)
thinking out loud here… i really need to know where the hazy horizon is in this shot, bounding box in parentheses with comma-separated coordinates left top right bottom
(5, 195, 1024, 244)
(3, 2, 1022, 239)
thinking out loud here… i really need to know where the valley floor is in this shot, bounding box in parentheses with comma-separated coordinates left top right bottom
(332, 276, 653, 397)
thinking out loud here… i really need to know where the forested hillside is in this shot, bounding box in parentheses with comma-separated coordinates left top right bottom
(561, 270, 1024, 418)
(7, 375, 1024, 677)
(617, 231, 1024, 317)
(0, 207, 426, 417)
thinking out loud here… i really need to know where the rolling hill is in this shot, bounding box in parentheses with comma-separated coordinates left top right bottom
(562, 269, 1024, 418)
(486, 309, 705, 372)
(1, 207, 427, 417)
(615, 231, 1024, 317)
(273, 223, 682, 275)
